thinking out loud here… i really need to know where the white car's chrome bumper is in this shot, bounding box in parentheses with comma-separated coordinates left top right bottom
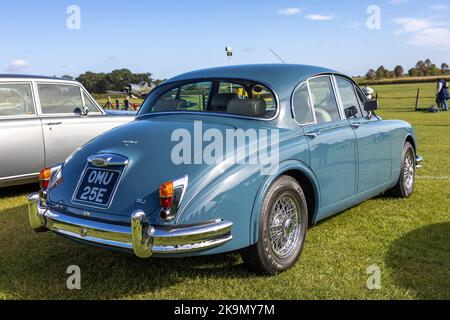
(28, 193, 232, 258)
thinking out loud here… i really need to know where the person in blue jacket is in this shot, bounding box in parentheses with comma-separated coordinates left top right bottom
(437, 79, 449, 111)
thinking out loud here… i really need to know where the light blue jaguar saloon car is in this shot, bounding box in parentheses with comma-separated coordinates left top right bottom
(28, 64, 422, 274)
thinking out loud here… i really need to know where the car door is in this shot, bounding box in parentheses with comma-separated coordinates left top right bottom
(0, 81, 44, 184)
(334, 76, 392, 194)
(36, 82, 114, 167)
(297, 75, 357, 213)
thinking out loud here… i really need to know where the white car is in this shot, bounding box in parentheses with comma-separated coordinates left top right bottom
(0, 75, 135, 187)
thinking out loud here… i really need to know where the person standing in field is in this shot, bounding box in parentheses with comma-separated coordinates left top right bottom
(362, 84, 375, 100)
(436, 79, 449, 111)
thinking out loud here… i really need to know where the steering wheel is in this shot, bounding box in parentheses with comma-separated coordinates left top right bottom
(317, 92, 333, 106)
(315, 108, 332, 123)
(61, 100, 76, 109)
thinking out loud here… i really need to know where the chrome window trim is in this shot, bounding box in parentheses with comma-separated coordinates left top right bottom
(137, 78, 280, 122)
(330, 75, 346, 120)
(306, 80, 318, 124)
(0, 81, 38, 118)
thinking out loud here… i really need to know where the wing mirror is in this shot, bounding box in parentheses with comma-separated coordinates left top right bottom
(364, 100, 378, 119)
(364, 100, 378, 112)
(74, 106, 89, 117)
(345, 106, 359, 118)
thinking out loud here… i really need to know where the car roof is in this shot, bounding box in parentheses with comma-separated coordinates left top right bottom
(0, 74, 75, 81)
(165, 64, 337, 93)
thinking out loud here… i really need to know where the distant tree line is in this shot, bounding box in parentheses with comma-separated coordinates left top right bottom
(365, 59, 450, 80)
(69, 69, 164, 94)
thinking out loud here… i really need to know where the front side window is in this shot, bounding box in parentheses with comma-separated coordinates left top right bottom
(335, 77, 363, 118)
(144, 80, 277, 119)
(308, 76, 341, 124)
(355, 86, 369, 117)
(293, 83, 315, 124)
(38, 83, 83, 114)
(0, 83, 35, 117)
(82, 91, 101, 113)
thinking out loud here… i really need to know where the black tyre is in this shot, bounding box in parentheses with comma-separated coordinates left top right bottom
(241, 176, 308, 275)
(388, 142, 416, 198)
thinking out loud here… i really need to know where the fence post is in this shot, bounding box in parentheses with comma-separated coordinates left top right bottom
(415, 88, 420, 111)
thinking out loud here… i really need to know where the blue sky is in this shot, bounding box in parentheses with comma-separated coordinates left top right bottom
(1, 0, 449, 79)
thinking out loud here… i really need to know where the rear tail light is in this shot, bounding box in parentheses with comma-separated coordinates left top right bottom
(39, 164, 64, 191)
(159, 181, 174, 209)
(39, 167, 52, 190)
(159, 175, 188, 221)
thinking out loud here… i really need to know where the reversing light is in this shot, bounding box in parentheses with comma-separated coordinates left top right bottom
(159, 175, 188, 221)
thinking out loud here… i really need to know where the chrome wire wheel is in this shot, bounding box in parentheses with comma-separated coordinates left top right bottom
(268, 194, 301, 259)
(404, 149, 415, 192)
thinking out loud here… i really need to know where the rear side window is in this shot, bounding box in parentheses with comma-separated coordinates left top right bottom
(0, 83, 35, 117)
(293, 83, 315, 124)
(219, 82, 248, 99)
(145, 80, 277, 119)
(38, 83, 83, 114)
(152, 82, 212, 112)
(179, 82, 212, 111)
(252, 85, 276, 110)
(308, 77, 341, 124)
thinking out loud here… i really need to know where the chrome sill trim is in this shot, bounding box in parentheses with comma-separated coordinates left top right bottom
(28, 193, 233, 257)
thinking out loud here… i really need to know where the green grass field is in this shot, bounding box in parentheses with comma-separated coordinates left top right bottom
(0, 82, 449, 300)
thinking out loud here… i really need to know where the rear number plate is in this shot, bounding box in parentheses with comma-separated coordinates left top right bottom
(72, 167, 122, 209)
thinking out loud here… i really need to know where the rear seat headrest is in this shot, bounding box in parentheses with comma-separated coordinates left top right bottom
(210, 93, 239, 112)
(227, 98, 266, 117)
(152, 99, 187, 112)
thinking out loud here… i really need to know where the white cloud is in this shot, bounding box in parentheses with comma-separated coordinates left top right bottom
(305, 14, 334, 21)
(406, 27, 450, 48)
(390, 0, 409, 4)
(5, 59, 30, 72)
(394, 17, 450, 50)
(345, 20, 361, 29)
(429, 4, 449, 10)
(394, 17, 437, 34)
(277, 8, 301, 16)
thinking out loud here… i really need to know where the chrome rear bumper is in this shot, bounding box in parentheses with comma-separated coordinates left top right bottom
(28, 193, 232, 258)
(416, 155, 423, 169)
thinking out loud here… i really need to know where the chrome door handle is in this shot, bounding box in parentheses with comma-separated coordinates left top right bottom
(350, 122, 361, 129)
(305, 131, 320, 139)
(46, 122, 62, 126)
